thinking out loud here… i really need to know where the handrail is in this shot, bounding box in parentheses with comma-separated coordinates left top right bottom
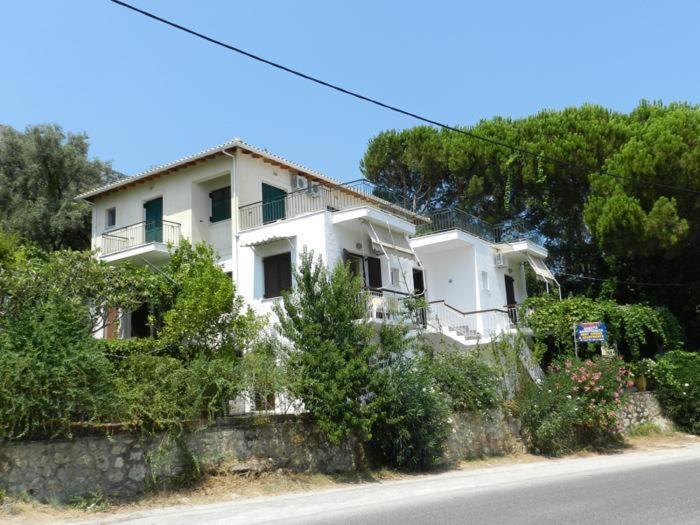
(427, 300, 509, 316)
(102, 218, 180, 233)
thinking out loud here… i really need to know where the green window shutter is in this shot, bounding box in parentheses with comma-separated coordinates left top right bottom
(210, 186, 231, 223)
(262, 183, 286, 223)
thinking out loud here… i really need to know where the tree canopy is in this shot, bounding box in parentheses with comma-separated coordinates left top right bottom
(360, 101, 700, 344)
(0, 124, 121, 251)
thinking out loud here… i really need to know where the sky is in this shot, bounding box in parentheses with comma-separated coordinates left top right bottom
(2, 0, 700, 182)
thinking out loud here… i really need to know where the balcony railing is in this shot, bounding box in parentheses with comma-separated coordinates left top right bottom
(414, 208, 534, 244)
(101, 220, 180, 256)
(238, 179, 417, 231)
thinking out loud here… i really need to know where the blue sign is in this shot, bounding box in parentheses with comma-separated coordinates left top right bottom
(575, 322, 607, 343)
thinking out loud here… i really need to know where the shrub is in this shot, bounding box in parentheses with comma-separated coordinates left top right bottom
(428, 350, 500, 412)
(522, 295, 683, 364)
(275, 251, 376, 444)
(114, 354, 240, 433)
(649, 351, 700, 434)
(0, 298, 118, 440)
(369, 351, 451, 470)
(518, 357, 633, 455)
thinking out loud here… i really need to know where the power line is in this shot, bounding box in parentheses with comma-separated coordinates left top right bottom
(109, 0, 700, 197)
(556, 271, 698, 288)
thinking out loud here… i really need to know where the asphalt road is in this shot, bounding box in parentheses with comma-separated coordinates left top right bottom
(80, 444, 700, 525)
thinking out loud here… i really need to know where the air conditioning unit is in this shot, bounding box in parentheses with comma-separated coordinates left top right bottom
(308, 183, 321, 197)
(494, 252, 508, 268)
(292, 174, 308, 191)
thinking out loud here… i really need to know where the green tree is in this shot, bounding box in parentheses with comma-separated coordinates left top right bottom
(0, 124, 122, 251)
(274, 251, 377, 444)
(152, 241, 262, 360)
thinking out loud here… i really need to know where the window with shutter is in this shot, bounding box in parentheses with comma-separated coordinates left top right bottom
(210, 186, 231, 223)
(366, 257, 382, 289)
(263, 252, 292, 298)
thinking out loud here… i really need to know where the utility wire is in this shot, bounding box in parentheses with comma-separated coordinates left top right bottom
(109, 0, 700, 196)
(556, 271, 698, 288)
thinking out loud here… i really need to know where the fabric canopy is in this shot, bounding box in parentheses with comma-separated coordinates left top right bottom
(364, 222, 419, 264)
(526, 253, 556, 284)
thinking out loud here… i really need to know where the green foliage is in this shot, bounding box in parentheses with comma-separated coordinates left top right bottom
(0, 241, 260, 440)
(518, 357, 633, 455)
(0, 247, 146, 336)
(238, 336, 290, 411)
(648, 351, 700, 434)
(625, 422, 664, 437)
(523, 295, 683, 363)
(275, 251, 376, 444)
(428, 350, 500, 412)
(0, 297, 118, 440)
(114, 354, 240, 433)
(0, 124, 122, 251)
(153, 241, 262, 360)
(369, 324, 451, 470)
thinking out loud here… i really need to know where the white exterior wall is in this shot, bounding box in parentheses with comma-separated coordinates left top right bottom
(90, 157, 233, 262)
(420, 245, 476, 313)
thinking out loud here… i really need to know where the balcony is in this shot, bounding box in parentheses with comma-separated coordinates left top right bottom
(100, 220, 180, 264)
(238, 180, 418, 231)
(414, 208, 535, 244)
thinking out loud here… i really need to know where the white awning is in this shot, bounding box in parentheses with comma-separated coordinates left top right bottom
(364, 222, 418, 264)
(240, 235, 295, 248)
(526, 253, 556, 284)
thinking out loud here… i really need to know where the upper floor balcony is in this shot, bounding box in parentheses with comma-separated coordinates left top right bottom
(414, 208, 535, 244)
(99, 220, 181, 264)
(238, 180, 419, 232)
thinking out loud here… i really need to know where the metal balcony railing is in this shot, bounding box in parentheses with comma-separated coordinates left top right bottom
(414, 208, 534, 244)
(238, 179, 418, 231)
(101, 220, 181, 256)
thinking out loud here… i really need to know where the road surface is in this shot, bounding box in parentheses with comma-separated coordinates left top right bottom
(78, 444, 700, 525)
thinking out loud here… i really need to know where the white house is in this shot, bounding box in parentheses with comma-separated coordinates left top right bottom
(78, 138, 557, 347)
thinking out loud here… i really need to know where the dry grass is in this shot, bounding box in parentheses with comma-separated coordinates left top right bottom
(1, 432, 698, 524)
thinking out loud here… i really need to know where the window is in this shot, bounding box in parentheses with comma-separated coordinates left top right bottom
(210, 186, 231, 223)
(390, 267, 400, 286)
(366, 257, 382, 289)
(263, 252, 292, 299)
(106, 207, 116, 228)
(481, 270, 490, 292)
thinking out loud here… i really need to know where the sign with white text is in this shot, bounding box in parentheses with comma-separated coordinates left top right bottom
(575, 322, 607, 343)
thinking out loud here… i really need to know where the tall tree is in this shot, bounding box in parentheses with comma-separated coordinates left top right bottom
(0, 124, 121, 251)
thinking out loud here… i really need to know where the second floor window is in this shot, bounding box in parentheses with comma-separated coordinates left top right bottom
(106, 207, 116, 228)
(210, 186, 231, 223)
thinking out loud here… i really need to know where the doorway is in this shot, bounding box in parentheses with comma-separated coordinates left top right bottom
(504, 274, 517, 323)
(262, 183, 286, 224)
(144, 197, 163, 243)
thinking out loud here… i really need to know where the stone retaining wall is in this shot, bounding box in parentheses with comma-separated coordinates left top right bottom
(0, 415, 358, 503)
(618, 391, 673, 432)
(0, 393, 669, 503)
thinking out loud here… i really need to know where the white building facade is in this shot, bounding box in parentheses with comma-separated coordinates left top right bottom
(79, 138, 557, 348)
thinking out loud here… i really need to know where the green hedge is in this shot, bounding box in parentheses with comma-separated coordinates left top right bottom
(649, 351, 700, 434)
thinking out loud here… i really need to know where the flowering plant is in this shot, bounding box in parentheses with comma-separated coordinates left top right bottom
(519, 357, 633, 455)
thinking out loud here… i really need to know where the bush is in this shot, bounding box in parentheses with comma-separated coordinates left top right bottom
(369, 352, 451, 470)
(523, 295, 683, 364)
(518, 357, 633, 455)
(428, 350, 500, 412)
(649, 351, 700, 434)
(275, 251, 376, 444)
(114, 354, 240, 433)
(0, 298, 118, 440)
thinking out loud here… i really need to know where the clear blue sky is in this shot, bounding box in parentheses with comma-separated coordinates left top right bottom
(2, 1, 699, 181)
